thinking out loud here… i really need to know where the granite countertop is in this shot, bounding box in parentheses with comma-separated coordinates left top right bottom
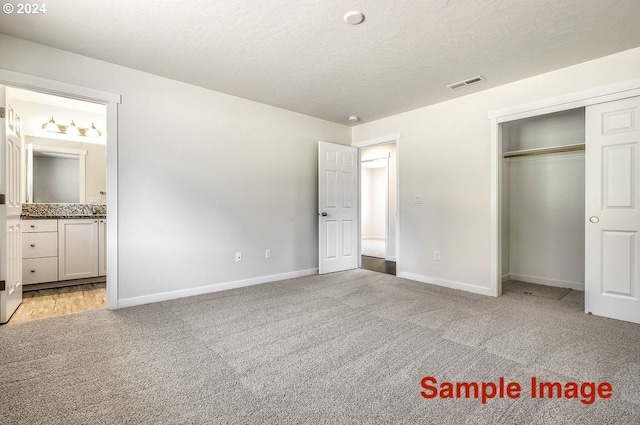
(22, 215, 106, 219)
(21, 203, 107, 220)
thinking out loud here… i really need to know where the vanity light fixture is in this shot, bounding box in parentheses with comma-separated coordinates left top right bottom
(41, 116, 102, 138)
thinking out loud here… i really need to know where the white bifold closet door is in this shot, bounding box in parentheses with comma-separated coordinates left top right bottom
(585, 96, 640, 324)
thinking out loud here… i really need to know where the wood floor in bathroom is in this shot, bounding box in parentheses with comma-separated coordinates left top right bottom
(8, 283, 106, 325)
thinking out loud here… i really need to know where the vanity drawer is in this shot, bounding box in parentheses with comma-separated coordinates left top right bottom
(23, 257, 58, 285)
(22, 219, 58, 233)
(22, 233, 58, 258)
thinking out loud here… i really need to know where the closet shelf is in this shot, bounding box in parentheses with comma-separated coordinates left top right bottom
(503, 143, 585, 159)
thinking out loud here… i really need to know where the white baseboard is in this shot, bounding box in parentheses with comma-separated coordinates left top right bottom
(117, 268, 318, 309)
(385, 255, 397, 262)
(509, 273, 584, 291)
(397, 272, 495, 297)
(502, 274, 511, 283)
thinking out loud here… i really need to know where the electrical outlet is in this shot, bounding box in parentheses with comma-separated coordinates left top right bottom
(414, 195, 424, 204)
(434, 251, 441, 261)
(265, 249, 271, 259)
(235, 252, 242, 262)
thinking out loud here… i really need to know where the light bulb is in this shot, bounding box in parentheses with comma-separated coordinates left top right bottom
(66, 120, 79, 136)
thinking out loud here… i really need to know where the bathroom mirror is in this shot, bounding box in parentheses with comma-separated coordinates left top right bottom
(25, 144, 87, 203)
(24, 135, 107, 204)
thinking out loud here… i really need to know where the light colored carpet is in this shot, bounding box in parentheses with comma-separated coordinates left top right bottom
(1, 271, 639, 424)
(362, 238, 385, 258)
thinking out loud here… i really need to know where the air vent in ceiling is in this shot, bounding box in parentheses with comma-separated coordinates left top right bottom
(446, 75, 486, 90)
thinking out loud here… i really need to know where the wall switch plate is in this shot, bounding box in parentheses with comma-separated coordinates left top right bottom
(235, 252, 242, 262)
(434, 251, 441, 261)
(265, 249, 271, 259)
(414, 195, 424, 204)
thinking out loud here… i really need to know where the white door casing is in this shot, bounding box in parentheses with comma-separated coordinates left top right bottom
(0, 69, 120, 310)
(353, 134, 402, 269)
(318, 141, 359, 274)
(585, 96, 640, 324)
(0, 87, 23, 323)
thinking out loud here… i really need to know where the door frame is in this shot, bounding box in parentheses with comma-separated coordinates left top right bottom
(489, 78, 640, 298)
(0, 69, 121, 310)
(353, 133, 401, 270)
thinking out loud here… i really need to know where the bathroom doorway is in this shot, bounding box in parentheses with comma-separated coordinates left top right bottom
(0, 70, 119, 324)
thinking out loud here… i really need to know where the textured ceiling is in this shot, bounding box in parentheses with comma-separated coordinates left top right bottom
(1, 0, 640, 125)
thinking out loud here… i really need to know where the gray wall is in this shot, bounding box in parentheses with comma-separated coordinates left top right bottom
(4, 33, 640, 302)
(361, 166, 386, 239)
(1, 34, 350, 303)
(353, 47, 640, 295)
(508, 153, 585, 287)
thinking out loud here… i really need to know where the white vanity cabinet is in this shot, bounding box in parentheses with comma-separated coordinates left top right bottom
(21, 217, 107, 284)
(58, 219, 100, 281)
(22, 219, 59, 285)
(98, 219, 106, 277)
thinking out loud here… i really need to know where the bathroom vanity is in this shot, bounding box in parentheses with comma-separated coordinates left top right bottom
(21, 203, 106, 289)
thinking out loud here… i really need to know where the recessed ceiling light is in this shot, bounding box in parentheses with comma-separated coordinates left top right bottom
(344, 11, 365, 25)
(348, 115, 360, 122)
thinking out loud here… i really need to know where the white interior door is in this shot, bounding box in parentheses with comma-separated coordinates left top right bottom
(0, 87, 23, 323)
(318, 141, 358, 274)
(585, 96, 640, 324)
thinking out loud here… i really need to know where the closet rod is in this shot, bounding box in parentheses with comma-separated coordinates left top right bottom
(503, 144, 585, 159)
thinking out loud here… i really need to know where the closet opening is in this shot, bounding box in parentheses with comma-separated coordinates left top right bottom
(500, 108, 586, 298)
(360, 142, 397, 276)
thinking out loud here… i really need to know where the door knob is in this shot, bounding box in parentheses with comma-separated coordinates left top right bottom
(589, 216, 599, 223)
(320, 212, 328, 217)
